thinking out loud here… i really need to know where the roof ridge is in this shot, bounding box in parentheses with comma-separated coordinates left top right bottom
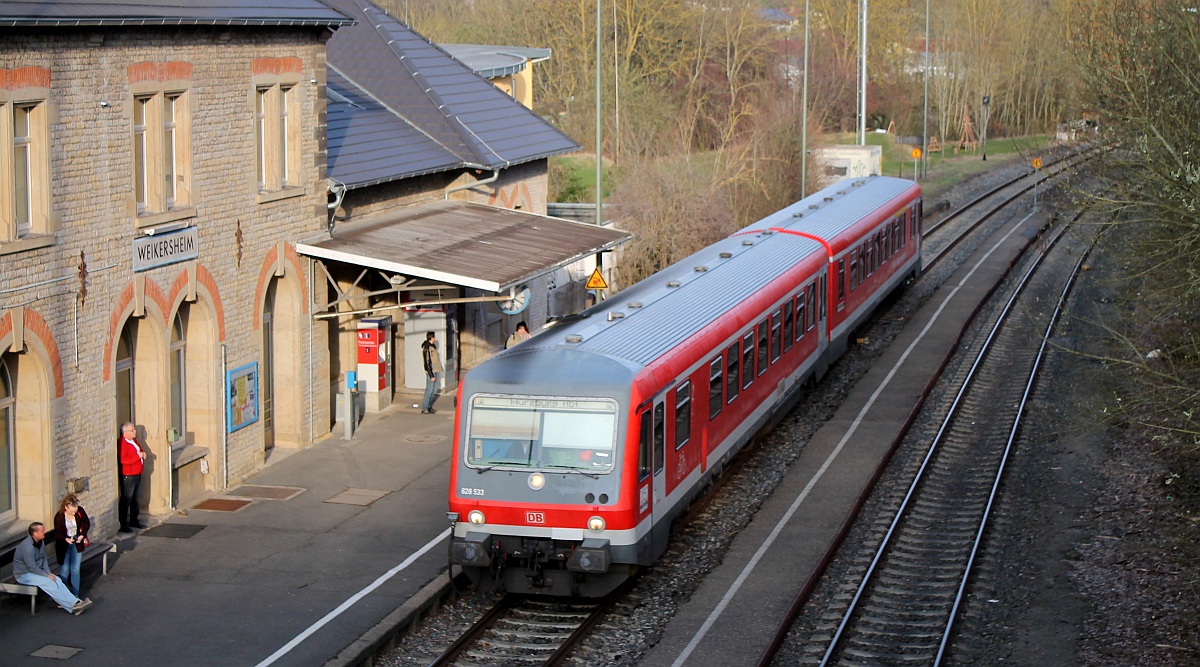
(355, 0, 497, 167)
(326, 62, 459, 162)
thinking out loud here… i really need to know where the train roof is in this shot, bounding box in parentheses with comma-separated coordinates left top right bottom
(508, 176, 918, 370)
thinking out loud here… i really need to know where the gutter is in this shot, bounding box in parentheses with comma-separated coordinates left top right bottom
(444, 169, 499, 199)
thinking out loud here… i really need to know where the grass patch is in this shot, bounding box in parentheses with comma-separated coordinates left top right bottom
(549, 155, 615, 203)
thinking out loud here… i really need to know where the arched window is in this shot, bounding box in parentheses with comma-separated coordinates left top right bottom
(116, 324, 136, 427)
(262, 279, 277, 451)
(0, 356, 14, 519)
(169, 308, 187, 444)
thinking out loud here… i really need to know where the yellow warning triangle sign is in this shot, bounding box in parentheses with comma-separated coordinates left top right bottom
(585, 267, 608, 290)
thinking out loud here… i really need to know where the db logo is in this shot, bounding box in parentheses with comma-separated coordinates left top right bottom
(526, 512, 545, 524)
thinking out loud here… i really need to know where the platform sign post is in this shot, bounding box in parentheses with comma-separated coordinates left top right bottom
(1032, 157, 1043, 209)
(911, 148, 922, 182)
(585, 267, 608, 305)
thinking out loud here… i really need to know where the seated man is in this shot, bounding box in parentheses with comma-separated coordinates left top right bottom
(13, 522, 92, 615)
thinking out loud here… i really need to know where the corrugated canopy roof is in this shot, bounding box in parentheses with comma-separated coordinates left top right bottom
(0, 0, 353, 26)
(322, 0, 580, 188)
(297, 201, 630, 293)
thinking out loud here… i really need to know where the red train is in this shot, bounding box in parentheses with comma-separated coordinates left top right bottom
(448, 176, 922, 596)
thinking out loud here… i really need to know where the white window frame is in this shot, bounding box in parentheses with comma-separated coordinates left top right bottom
(130, 88, 192, 224)
(254, 82, 301, 196)
(0, 95, 51, 245)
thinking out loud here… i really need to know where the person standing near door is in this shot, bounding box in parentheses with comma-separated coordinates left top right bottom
(421, 331, 442, 414)
(117, 422, 147, 532)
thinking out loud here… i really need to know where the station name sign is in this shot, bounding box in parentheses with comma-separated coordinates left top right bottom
(132, 226, 199, 272)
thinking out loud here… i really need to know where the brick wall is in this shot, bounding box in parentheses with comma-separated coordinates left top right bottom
(0, 26, 332, 535)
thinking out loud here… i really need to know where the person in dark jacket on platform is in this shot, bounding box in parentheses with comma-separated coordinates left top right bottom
(117, 422, 147, 532)
(53, 493, 91, 597)
(13, 522, 91, 615)
(421, 331, 442, 414)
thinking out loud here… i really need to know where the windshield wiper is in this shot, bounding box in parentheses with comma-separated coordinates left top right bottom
(542, 465, 600, 479)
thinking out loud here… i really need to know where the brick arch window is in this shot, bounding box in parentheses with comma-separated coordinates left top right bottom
(169, 307, 186, 444)
(0, 355, 13, 520)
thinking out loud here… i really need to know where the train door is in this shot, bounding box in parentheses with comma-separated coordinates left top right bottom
(813, 277, 828, 349)
(649, 399, 669, 557)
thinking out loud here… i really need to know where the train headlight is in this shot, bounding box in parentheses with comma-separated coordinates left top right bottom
(587, 515, 605, 532)
(528, 473, 546, 490)
(468, 510, 486, 525)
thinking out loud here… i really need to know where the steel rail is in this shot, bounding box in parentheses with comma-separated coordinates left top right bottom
(814, 208, 1086, 667)
(933, 224, 1097, 666)
(753, 150, 1093, 667)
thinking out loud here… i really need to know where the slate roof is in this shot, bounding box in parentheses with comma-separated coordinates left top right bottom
(326, 67, 462, 187)
(323, 0, 580, 189)
(0, 0, 353, 27)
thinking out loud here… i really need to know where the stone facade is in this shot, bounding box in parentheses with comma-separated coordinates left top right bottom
(0, 26, 333, 544)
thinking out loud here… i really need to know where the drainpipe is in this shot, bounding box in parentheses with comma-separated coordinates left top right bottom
(221, 344, 228, 490)
(327, 178, 347, 233)
(445, 169, 499, 200)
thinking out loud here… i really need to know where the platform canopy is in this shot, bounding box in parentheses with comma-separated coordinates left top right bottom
(297, 201, 630, 293)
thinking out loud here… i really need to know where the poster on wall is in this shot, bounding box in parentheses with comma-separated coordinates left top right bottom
(227, 363, 259, 433)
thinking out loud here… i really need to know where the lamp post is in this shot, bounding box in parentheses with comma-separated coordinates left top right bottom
(595, 0, 603, 226)
(922, 0, 929, 179)
(981, 95, 989, 161)
(859, 0, 868, 145)
(801, 0, 810, 196)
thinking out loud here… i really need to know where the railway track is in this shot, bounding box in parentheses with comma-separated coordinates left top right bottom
(428, 582, 630, 667)
(921, 145, 1095, 271)
(771, 207, 1097, 666)
(376, 149, 1099, 667)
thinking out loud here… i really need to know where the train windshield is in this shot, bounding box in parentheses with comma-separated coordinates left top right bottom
(466, 395, 618, 473)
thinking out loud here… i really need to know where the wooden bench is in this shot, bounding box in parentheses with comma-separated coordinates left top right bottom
(0, 541, 116, 615)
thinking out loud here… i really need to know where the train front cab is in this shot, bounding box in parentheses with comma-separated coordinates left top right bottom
(447, 377, 648, 598)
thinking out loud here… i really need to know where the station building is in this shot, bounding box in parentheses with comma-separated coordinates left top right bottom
(0, 0, 627, 548)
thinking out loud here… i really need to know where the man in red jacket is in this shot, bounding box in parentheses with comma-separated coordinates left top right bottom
(118, 422, 147, 533)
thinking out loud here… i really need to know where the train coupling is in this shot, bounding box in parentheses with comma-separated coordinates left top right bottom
(450, 531, 493, 568)
(566, 538, 611, 574)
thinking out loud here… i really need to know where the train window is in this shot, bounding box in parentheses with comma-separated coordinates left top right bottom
(849, 253, 857, 291)
(859, 245, 867, 281)
(466, 395, 618, 472)
(783, 305, 794, 352)
(726, 341, 740, 402)
(796, 293, 806, 338)
(741, 332, 754, 389)
(819, 275, 827, 319)
(653, 402, 665, 475)
(771, 310, 782, 362)
(638, 411, 652, 482)
(811, 283, 819, 328)
(709, 357, 723, 419)
(757, 320, 768, 376)
(675, 382, 691, 450)
(837, 258, 846, 302)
